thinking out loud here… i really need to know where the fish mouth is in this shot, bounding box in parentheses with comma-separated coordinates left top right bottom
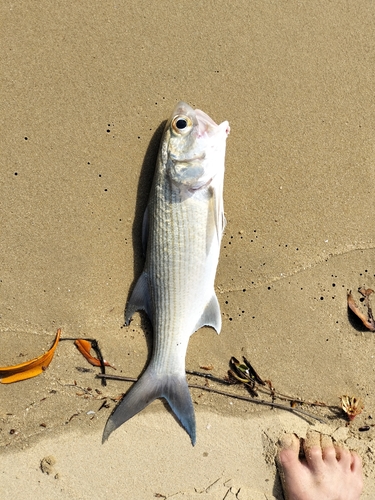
(196, 109, 230, 138)
(195, 109, 222, 138)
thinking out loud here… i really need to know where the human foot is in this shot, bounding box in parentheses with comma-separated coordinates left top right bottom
(277, 431, 363, 500)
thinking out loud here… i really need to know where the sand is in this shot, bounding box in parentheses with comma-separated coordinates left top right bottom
(1, 1, 375, 498)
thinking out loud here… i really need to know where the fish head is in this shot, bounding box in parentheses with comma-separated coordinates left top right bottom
(163, 101, 230, 191)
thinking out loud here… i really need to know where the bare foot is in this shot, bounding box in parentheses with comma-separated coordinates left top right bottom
(277, 431, 363, 500)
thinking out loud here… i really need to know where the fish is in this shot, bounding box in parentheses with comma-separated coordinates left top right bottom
(103, 101, 230, 445)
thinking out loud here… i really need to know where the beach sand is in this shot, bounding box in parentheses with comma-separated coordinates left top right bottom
(1, 1, 375, 498)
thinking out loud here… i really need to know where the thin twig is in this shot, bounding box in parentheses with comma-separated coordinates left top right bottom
(186, 370, 231, 385)
(56, 379, 94, 395)
(59, 337, 99, 341)
(96, 373, 327, 424)
(188, 383, 327, 424)
(96, 373, 138, 383)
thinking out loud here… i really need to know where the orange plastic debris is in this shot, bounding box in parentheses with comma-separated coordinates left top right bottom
(0, 329, 61, 384)
(74, 339, 115, 369)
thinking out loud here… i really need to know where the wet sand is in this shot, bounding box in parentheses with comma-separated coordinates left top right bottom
(1, 1, 375, 498)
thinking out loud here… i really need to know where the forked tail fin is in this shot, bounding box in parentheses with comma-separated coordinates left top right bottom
(102, 366, 196, 445)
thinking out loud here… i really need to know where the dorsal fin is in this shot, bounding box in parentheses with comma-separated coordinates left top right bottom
(125, 271, 152, 325)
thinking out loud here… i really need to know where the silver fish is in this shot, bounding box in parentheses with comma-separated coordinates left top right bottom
(103, 102, 230, 445)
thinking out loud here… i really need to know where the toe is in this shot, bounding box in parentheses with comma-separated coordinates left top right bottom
(350, 451, 363, 474)
(303, 431, 325, 471)
(279, 433, 301, 452)
(320, 434, 337, 464)
(304, 430, 321, 449)
(277, 434, 303, 496)
(278, 433, 301, 468)
(335, 445, 352, 469)
(277, 434, 300, 477)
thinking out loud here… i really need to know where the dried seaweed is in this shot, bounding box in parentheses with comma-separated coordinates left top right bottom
(347, 288, 375, 331)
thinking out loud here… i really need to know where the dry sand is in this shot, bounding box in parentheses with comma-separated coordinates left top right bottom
(1, 1, 375, 498)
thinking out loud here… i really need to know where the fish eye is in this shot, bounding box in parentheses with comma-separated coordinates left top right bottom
(172, 115, 192, 134)
(176, 118, 187, 129)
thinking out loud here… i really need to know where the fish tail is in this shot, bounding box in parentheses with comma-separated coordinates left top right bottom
(102, 366, 196, 445)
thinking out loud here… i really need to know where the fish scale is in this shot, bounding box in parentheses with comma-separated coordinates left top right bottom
(103, 102, 229, 445)
(150, 187, 211, 371)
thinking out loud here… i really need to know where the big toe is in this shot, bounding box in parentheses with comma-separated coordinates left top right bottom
(276, 433, 304, 498)
(277, 433, 301, 469)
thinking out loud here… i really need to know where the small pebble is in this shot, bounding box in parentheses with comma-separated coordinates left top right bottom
(358, 426, 370, 432)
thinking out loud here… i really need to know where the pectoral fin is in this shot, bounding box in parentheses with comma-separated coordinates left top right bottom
(193, 293, 222, 334)
(205, 186, 225, 254)
(125, 271, 152, 325)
